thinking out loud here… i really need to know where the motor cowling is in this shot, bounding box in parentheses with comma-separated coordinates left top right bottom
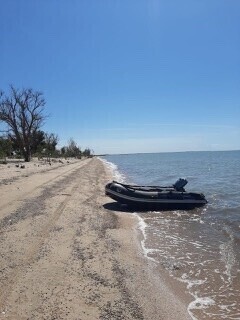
(174, 178, 188, 191)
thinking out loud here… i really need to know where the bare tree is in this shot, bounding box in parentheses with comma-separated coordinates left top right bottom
(0, 85, 46, 161)
(43, 132, 59, 161)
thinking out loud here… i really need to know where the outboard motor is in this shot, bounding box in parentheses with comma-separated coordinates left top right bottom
(174, 178, 188, 191)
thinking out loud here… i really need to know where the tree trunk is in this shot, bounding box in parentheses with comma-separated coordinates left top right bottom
(24, 155, 31, 162)
(23, 148, 31, 162)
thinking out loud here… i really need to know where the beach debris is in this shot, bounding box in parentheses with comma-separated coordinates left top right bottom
(20, 165, 25, 169)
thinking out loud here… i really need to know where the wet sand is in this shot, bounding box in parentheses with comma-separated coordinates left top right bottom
(0, 157, 191, 319)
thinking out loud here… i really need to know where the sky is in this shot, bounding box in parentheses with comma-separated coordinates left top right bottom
(0, 0, 239, 154)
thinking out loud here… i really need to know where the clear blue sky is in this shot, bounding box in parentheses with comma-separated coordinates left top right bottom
(1, 0, 239, 154)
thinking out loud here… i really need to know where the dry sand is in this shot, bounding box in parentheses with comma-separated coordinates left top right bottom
(0, 157, 191, 319)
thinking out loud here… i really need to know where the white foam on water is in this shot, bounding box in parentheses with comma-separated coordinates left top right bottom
(188, 297, 215, 320)
(98, 157, 126, 182)
(132, 213, 226, 320)
(157, 252, 218, 320)
(190, 215, 205, 224)
(130, 216, 238, 319)
(219, 227, 236, 283)
(133, 213, 157, 262)
(179, 273, 205, 288)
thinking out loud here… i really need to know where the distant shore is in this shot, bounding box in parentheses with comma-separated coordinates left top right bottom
(0, 157, 191, 319)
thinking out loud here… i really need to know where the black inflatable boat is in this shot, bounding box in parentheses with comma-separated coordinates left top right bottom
(105, 178, 207, 210)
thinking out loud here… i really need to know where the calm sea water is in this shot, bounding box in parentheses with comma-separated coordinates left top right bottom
(101, 151, 240, 320)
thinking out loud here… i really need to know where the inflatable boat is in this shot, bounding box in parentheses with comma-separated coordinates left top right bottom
(105, 178, 207, 210)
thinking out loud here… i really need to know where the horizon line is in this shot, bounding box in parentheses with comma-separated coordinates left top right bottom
(96, 149, 240, 156)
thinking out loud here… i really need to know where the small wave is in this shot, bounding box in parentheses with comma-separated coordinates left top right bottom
(188, 297, 215, 320)
(134, 213, 157, 262)
(219, 226, 236, 283)
(98, 157, 126, 182)
(180, 273, 206, 289)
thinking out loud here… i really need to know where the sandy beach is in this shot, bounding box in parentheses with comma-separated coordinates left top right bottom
(0, 157, 191, 320)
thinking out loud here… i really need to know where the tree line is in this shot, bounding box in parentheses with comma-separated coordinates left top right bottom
(0, 86, 93, 161)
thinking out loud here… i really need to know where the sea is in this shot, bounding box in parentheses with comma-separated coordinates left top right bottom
(100, 151, 240, 320)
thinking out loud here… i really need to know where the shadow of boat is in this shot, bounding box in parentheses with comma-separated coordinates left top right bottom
(103, 202, 135, 213)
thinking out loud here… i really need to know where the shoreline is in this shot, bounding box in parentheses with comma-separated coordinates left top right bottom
(107, 211, 193, 319)
(102, 158, 193, 319)
(0, 157, 192, 319)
